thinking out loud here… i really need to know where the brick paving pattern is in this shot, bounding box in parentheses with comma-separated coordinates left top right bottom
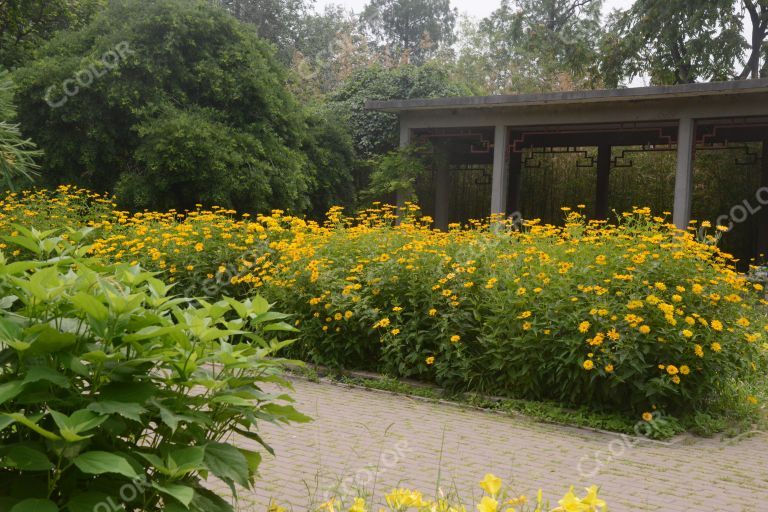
(213, 378, 768, 511)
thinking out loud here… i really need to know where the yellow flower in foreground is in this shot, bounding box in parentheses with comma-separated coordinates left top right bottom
(429, 308, 438, 317)
(348, 497, 367, 512)
(477, 496, 498, 512)
(578, 321, 591, 333)
(694, 344, 704, 357)
(711, 342, 722, 353)
(680, 365, 690, 375)
(666, 365, 679, 375)
(642, 411, 653, 422)
(581, 485, 607, 511)
(604, 364, 614, 373)
(450, 335, 461, 343)
(583, 360, 595, 370)
(268, 503, 287, 512)
(386, 489, 423, 509)
(639, 325, 651, 334)
(479, 473, 502, 497)
(552, 486, 584, 512)
(711, 320, 724, 332)
(426, 356, 435, 365)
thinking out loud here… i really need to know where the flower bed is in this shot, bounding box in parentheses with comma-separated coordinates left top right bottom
(2, 186, 766, 419)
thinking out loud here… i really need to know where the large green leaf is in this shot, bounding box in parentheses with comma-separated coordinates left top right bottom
(25, 325, 77, 354)
(22, 366, 69, 388)
(203, 442, 250, 488)
(50, 410, 109, 442)
(152, 482, 194, 507)
(73, 451, 139, 479)
(65, 492, 113, 512)
(87, 401, 147, 423)
(2, 444, 53, 471)
(9, 499, 58, 512)
(0, 380, 24, 406)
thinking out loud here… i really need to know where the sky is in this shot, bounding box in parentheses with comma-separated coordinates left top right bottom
(318, 0, 637, 19)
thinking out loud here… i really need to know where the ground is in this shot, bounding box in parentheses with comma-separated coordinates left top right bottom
(214, 378, 768, 511)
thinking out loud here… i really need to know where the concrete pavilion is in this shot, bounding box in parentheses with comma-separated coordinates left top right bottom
(366, 79, 768, 258)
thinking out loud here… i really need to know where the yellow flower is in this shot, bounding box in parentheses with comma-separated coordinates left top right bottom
(681, 329, 693, 338)
(391, 328, 400, 336)
(583, 360, 595, 370)
(604, 364, 614, 373)
(517, 311, 532, 319)
(479, 473, 502, 497)
(639, 325, 651, 334)
(552, 486, 584, 512)
(679, 365, 690, 375)
(711, 320, 723, 332)
(426, 356, 435, 365)
(450, 335, 461, 343)
(666, 365, 679, 375)
(747, 396, 758, 405)
(672, 375, 681, 384)
(477, 496, 498, 512)
(578, 321, 591, 333)
(348, 498, 367, 512)
(429, 308, 438, 317)
(581, 485, 607, 511)
(642, 412, 653, 422)
(710, 342, 722, 353)
(694, 344, 704, 357)
(344, 310, 353, 320)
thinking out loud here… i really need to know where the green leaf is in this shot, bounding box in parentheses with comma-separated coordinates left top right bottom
(238, 448, 261, 477)
(70, 292, 109, 322)
(65, 492, 113, 512)
(2, 412, 61, 440)
(152, 482, 194, 507)
(87, 401, 147, 422)
(2, 444, 53, 471)
(73, 451, 139, 479)
(0, 380, 24, 406)
(25, 325, 76, 354)
(168, 446, 205, 476)
(50, 410, 109, 442)
(9, 499, 58, 512)
(204, 442, 250, 488)
(22, 366, 69, 388)
(2, 235, 41, 256)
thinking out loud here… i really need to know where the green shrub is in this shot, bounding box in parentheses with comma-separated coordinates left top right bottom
(0, 226, 309, 510)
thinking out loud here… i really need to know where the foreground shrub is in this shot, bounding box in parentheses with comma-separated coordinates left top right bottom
(1, 187, 767, 420)
(0, 227, 309, 510)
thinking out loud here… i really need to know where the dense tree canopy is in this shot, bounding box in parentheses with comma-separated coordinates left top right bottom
(0, 0, 104, 69)
(362, 0, 458, 64)
(12, 0, 353, 214)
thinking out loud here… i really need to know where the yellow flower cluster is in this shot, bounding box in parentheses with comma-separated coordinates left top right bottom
(294, 473, 606, 512)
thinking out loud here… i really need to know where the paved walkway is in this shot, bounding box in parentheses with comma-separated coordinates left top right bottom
(215, 378, 768, 511)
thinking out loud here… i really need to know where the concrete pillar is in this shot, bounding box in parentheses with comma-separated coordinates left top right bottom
(673, 118, 696, 230)
(491, 125, 509, 216)
(506, 150, 523, 216)
(434, 153, 451, 230)
(595, 145, 612, 220)
(758, 139, 768, 259)
(396, 122, 411, 209)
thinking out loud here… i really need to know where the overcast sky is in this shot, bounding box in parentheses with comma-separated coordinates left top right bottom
(318, 0, 637, 19)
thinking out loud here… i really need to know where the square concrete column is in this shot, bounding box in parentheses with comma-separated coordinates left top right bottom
(673, 118, 696, 230)
(434, 161, 451, 230)
(396, 123, 411, 209)
(758, 138, 768, 259)
(491, 125, 509, 216)
(595, 144, 612, 220)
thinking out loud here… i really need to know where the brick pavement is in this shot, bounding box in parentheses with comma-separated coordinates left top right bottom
(211, 378, 768, 511)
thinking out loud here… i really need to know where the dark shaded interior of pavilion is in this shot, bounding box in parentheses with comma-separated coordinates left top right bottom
(411, 118, 768, 267)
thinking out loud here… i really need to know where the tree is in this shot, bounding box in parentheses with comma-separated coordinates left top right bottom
(602, 0, 744, 86)
(0, 0, 103, 69)
(737, 0, 768, 79)
(0, 71, 40, 190)
(13, 0, 353, 214)
(328, 63, 469, 161)
(455, 0, 604, 94)
(361, 0, 458, 65)
(212, 0, 312, 63)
